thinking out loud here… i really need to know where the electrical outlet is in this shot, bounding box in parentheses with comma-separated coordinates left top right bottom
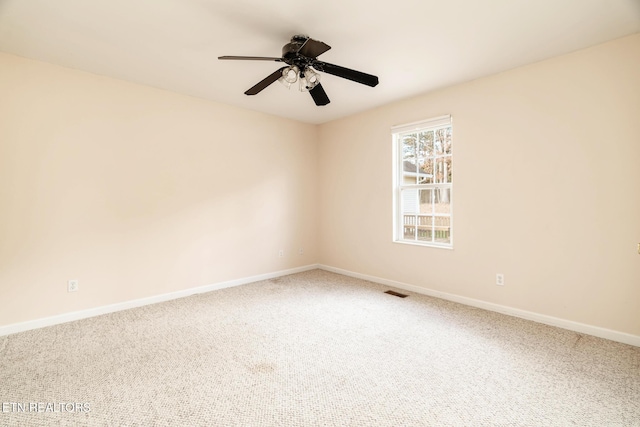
(278, 249, 284, 258)
(68, 279, 79, 292)
(298, 248, 304, 255)
(496, 274, 504, 286)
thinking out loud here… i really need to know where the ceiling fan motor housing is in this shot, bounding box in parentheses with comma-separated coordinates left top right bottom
(282, 35, 308, 61)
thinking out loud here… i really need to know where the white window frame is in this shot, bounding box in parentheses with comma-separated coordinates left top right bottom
(392, 115, 453, 249)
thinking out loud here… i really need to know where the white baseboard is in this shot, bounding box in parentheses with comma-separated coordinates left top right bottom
(319, 264, 640, 348)
(0, 264, 319, 337)
(4, 263, 638, 348)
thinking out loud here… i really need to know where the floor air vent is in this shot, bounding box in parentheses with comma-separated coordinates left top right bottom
(384, 290, 408, 298)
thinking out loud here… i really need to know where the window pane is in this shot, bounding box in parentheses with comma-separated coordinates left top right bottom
(402, 214, 417, 240)
(402, 134, 418, 184)
(444, 127, 452, 155)
(434, 188, 451, 214)
(402, 161, 417, 185)
(419, 131, 434, 158)
(417, 215, 433, 242)
(401, 188, 418, 215)
(418, 158, 433, 184)
(402, 189, 421, 241)
(402, 134, 417, 159)
(435, 128, 446, 155)
(413, 215, 451, 243)
(434, 216, 451, 244)
(435, 157, 452, 183)
(419, 189, 433, 214)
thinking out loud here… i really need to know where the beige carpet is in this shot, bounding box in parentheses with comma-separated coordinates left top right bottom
(1, 270, 639, 426)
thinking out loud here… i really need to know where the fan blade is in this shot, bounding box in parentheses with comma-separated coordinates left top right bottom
(218, 56, 283, 61)
(245, 67, 286, 95)
(309, 84, 330, 106)
(298, 38, 331, 58)
(314, 61, 379, 87)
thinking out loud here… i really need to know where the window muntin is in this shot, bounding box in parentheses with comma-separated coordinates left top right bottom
(393, 116, 452, 248)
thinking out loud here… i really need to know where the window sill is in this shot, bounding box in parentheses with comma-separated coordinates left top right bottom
(392, 239, 454, 250)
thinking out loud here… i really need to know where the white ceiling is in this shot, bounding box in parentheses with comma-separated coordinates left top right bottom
(1, 0, 639, 124)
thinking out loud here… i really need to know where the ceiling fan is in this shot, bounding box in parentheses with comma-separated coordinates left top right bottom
(218, 35, 379, 106)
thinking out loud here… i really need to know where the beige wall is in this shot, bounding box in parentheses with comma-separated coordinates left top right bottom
(2, 34, 639, 338)
(318, 34, 640, 336)
(0, 52, 318, 326)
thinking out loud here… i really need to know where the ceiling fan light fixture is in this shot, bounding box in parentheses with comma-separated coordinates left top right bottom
(299, 67, 321, 92)
(278, 66, 299, 88)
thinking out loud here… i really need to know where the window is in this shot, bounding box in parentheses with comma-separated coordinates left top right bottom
(392, 115, 452, 248)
